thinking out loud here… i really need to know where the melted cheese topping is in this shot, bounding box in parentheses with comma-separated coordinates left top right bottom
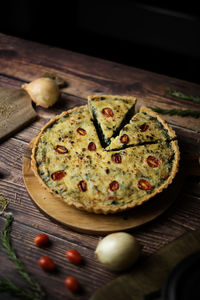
(106, 111, 171, 150)
(88, 95, 136, 144)
(35, 105, 176, 210)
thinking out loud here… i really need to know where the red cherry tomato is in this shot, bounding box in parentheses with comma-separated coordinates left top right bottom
(66, 249, 82, 264)
(77, 127, 87, 136)
(102, 107, 114, 117)
(109, 181, 119, 191)
(51, 171, 66, 181)
(138, 179, 152, 191)
(146, 156, 161, 168)
(38, 256, 55, 271)
(112, 153, 122, 163)
(88, 142, 96, 151)
(34, 233, 49, 247)
(139, 123, 149, 132)
(55, 145, 68, 154)
(120, 134, 129, 145)
(65, 276, 79, 292)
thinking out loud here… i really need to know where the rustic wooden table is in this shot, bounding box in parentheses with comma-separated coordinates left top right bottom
(0, 33, 200, 300)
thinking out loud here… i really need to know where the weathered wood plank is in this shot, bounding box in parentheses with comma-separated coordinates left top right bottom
(0, 217, 115, 300)
(0, 33, 200, 133)
(1, 174, 200, 254)
(0, 74, 87, 143)
(0, 134, 199, 254)
(0, 112, 199, 248)
(0, 33, 200, 300)
(0, 74, 199, 154)
(0, 33, 199, 95)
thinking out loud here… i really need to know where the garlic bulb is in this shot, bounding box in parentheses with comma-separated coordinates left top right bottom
(95, 232, 140, 271)
(22, 77, 60, 108)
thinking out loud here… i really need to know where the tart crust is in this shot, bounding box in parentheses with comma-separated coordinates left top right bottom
(139, 106, 177, 140)
(31, 103, 180, 215)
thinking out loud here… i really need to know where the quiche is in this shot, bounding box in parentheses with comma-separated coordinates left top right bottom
(106, 106, 176, 151)
(88, 95, 136, 147)
(31, 95, 180, 214)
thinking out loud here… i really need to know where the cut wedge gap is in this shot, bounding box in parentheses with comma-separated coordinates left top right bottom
(106, 138, 177, 152)
(106, 140, 159, 152)
(106, 106, 177, 151)
(112, 104, 136, 138)
(88, 95, 137, 147)
(91, 117, 107, 148)
(31, 101, 180, 214)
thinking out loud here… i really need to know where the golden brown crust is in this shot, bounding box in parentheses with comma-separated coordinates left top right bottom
(139, 106, 177, 140)
(88, 95, 137, 101)
(92, 140, 180, 214)
(31, 106, 89, 210)
(31, 104, 180, 215)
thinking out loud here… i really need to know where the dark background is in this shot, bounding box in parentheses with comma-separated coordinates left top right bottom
(0, 0, 200, 83)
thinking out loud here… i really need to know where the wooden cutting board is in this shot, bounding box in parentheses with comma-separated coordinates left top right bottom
(0, 87, 37, 142)
(23, 143, 185, 235)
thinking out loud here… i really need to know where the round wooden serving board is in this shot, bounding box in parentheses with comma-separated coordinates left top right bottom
(23, 146, 182, 235)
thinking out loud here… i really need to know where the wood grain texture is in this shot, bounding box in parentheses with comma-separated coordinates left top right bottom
(0, 217, 115, 300)
(0, 33, 200, 300)
(23, 146, 185, 234)
(0, 33, 200, 133)
(0, 87, 37, 142)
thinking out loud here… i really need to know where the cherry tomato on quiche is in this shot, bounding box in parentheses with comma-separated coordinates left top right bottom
(51, 171, 66, 181)
(88, 142, 96, 151)
(66, 249, 82, 264)
(77, 127, 87, 136)
(139, 123, 149, 132)
(120, 134, 129, 145)
(55, 145, 68, 154)
(34, 233, 49, 247)
(137, 179, 152, 191)
(109, 181, 120, 191)
(146, 156, 161, 168)
(38, 256, 55, 271)
(102, 107, 114, 117)
(65, 276, 79, 292)
(112, 153, 122, 164)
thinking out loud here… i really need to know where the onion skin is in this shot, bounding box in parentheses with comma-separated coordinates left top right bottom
(95, 232, 140, 271)
(22, 77, 60, 108)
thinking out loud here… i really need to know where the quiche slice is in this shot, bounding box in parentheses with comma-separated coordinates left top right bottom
(88, 95, 137, 147)
(31, 103, 180, 215)
(106, 106, 177, 151)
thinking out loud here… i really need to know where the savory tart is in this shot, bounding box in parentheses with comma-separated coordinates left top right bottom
(106, 107, 177, 151)
(31, 96, 180, 214)
(88, 95, 136, 147)
(99, 140, 179, 210)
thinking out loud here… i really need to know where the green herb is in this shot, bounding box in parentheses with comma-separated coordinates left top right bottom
(0, 278, 36, 300)
(0, 216, 45, 299)
(166, 88, 200, 104)
(149, 107, 200, 118)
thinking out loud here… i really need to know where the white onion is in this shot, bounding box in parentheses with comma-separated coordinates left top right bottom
(22, 77, 60, 108)
(95, 232, 140, 271)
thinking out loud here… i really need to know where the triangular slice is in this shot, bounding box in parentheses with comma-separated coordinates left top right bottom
(88, 95, 137, 147)
(106, 106, 177, 151)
